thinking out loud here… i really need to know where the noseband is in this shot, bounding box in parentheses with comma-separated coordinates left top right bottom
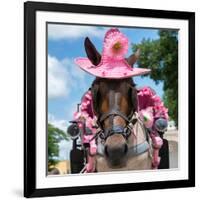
(96, 91, 136, 141)
(97, 110, 133, 141)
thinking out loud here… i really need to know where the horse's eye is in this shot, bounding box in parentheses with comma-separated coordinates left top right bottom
(128, 87, 138, 111)
(91, 83, 100, 113)
(99, 132, 105, 140)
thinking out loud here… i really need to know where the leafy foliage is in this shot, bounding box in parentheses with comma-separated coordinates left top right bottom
(48, 123, 69, 169)
(132, 30, 178, 126)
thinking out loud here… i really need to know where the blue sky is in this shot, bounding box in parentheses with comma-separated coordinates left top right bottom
(47, 24, 164, 160)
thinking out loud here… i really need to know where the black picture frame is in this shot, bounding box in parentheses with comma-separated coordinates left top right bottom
(24, 1, 195, 198)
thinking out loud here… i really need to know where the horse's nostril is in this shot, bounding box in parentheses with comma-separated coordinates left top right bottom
(124, 144, 128, 154)
(104, 145, 109, 157)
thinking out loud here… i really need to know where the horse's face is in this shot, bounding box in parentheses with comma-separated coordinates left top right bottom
(91, 78, 138, 167)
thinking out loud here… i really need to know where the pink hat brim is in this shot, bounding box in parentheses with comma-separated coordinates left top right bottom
(74, 57, 151, 79)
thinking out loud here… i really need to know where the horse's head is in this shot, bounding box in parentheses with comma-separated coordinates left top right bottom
(85, 37, 140, 167)
(91, 78, 137, 167)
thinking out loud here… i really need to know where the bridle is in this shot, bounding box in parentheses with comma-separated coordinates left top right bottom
(97, 110, 137, 141)
(91, 88, 138, 142)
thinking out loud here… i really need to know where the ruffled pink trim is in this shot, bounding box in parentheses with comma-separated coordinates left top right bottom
(138, 86, 169, 122)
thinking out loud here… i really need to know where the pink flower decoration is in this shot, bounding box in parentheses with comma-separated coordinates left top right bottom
(151, 135, 163, 149)
(139, 108, 154, 128)
(137, 86, 169, 121)
(103, 28, 128, 60)
(153, 104, 169, 120)
(73, 112, 81, 120)
(73, 90, 97, 134)
(143, 88, 151, 96)
(85, 117, 94, 129)
(152, 95, 161, 104)
(154, 105, 162, 111)
(138, 87, 155, 97)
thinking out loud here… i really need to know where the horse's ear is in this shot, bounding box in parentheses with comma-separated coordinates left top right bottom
(84, 37, 101, 66)
(126, 49, 140, 67)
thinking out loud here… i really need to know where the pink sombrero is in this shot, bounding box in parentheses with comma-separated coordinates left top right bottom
(74, 28, 151, 79)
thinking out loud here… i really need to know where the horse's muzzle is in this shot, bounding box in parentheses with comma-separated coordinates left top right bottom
(104, 141, 128, 167)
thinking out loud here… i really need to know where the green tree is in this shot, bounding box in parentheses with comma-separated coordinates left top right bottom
(132, 30, 178, 126)
(48, 123, 69, 170)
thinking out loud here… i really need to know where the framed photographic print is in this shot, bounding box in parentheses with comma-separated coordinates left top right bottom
(24, 1, 195, 198)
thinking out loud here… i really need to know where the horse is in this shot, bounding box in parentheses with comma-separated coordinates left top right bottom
(85, 37, 152, 172)
(68, 36, 169, 173)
